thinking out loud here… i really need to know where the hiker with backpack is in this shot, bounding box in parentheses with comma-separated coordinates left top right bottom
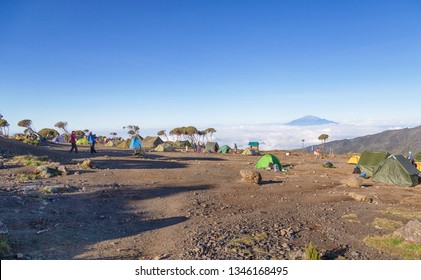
(88, 132, 97, 154)
(69, 131, 78, 153)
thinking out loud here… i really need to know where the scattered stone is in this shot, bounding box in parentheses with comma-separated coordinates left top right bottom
(347, 192, 373, 203)
(346, 176, 363, 188)
(240, 170, 262, 184)
(57, 165, 69, 175)
(394, 220, 421, 245)
(16, 253, 24, 260)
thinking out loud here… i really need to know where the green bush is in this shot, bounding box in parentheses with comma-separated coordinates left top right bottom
(304, 242, 320, 260)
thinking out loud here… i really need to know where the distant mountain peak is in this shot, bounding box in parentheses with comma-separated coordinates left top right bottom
(286, 115, 337, 126)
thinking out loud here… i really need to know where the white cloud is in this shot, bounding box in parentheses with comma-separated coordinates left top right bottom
(213, 122, 417, 151)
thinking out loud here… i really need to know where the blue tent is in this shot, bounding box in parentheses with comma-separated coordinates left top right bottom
(129, 136, 142, 149)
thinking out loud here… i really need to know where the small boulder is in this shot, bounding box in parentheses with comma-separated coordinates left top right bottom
(394, 220, 421, 245)
(57, 165, 69, 175)
(240, 170, 262, 184)
(347, 175, 363, 188)
(36, 165, 60, 178)
(347, 192, 373, 203)
(81, 159, 95, 169)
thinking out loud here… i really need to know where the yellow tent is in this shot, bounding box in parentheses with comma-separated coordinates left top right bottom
(117, 139, 131, 149)
(76, 138, 90, 145)
(347, 154, 360, 164)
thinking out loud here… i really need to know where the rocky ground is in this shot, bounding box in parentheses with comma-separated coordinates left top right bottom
(1, 136, 421, 260)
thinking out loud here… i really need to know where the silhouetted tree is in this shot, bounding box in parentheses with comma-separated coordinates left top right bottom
(55, 121, 70, 135)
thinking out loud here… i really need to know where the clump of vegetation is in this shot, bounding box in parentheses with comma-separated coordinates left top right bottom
(23, 139, 39, 146)
(15, 171, 37, 182)
(304, 242, 320, 260)
(381, 208, 421, 220)
(81, 159, 95, 169)
(227, 232, 269, 258)
(38, 128, 59, 139)
(341, 213, 360, 223)
(364, 234, 421, 259)
(371, 218, 403, 231)
(8, 155, 50, 167)
(0, 236, 12, 257)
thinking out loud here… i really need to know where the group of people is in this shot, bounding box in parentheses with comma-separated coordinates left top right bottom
(68, 131, 97, 154)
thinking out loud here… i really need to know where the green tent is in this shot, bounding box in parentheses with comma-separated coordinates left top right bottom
(218, 145, 231, 154)
(255, 154, 282, 169)
(173, 140, 191, 149)
(154, 143, 175, 152)
(372, 155, 420, 187)
(76, 138, 90, 145)
(357, 150, 390, 177)
(142, 136, 164, 149)
(205, 142, 219, 153)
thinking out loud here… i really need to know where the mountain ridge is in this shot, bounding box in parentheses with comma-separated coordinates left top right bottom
(320, 125, 421, 155)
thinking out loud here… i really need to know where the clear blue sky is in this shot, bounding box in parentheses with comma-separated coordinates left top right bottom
(1, 0, 420, 135)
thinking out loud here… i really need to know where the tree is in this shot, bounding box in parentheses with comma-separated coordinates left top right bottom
(55, 121, 70, 135)
(318, 134, 329, 143)
(169, 127, 182, 141)
(110, 132, 117, 139)
(18, 119, 40, 137)
(318, 134, 329, 151)
(38, 128, 59, 139)
(123, 125, 140, 136)
(157, 130, 169, 142)
(0, 119, 10, 136)
(75, 130, 85, 137)
(205, 128, 217, 142)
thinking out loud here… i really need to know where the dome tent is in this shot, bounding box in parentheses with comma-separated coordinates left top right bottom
(255, 154, 282, 169)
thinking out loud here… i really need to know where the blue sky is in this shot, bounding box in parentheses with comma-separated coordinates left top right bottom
(1, 0, 420, 139)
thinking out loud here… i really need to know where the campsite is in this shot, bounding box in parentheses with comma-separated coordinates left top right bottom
(1, 136, 421, 260)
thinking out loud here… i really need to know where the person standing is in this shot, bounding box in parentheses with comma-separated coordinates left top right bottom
(69, 131, 78, 153)
(88, 132, 97, 154)
(234, 143, 238, 154)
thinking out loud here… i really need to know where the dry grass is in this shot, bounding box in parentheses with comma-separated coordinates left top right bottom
(381, 208, 421, 220)
(341, 213, 360, 223)
(364, 234, 421, 260)
(371, 218, 403, 231)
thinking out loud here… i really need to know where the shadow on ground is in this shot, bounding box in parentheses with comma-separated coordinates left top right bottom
(0, 184, 213, 259)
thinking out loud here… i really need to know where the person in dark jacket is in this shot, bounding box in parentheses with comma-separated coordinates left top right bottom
(69, 131, 78, 153)
(88, 132, 97, 154)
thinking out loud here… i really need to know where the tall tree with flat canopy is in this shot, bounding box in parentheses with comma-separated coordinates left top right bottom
(157, 130, 169, 142)
(18, 119, 40, 137)
(55, 121, 70, 135)
(123, 125, 140, 136)
(318, 134, 329, 150)
(0, 118, 10, 136)
(205, 128, 216, 142)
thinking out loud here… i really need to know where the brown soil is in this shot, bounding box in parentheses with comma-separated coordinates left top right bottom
(1, 136, 421, 260)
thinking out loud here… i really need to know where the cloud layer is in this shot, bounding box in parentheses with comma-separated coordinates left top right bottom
(213, 122, 416, 151)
